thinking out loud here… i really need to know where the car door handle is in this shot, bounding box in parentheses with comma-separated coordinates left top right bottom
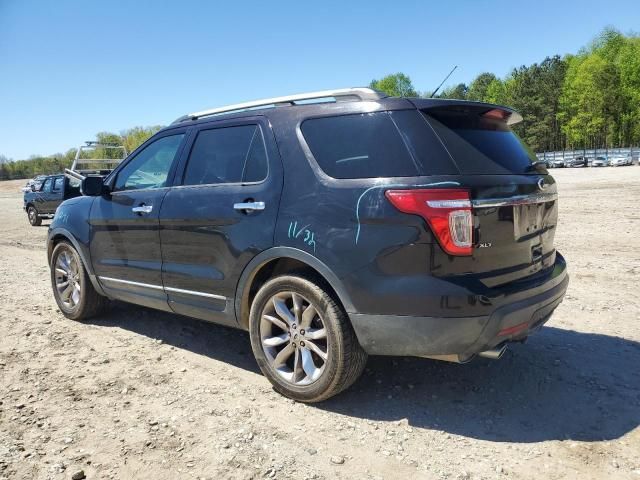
(132, 205, 153, 215)
(233, 201, 265, 212)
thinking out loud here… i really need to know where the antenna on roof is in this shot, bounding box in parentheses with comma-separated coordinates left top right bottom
(429, 65, 458, 98)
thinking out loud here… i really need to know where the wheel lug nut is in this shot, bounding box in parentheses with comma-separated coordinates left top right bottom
(300, 341, 305, 347)
(300, 329, 305, 335)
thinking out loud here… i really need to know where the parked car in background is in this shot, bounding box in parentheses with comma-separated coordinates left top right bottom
(610, 155, 632, 166)
(47, 88, 568, 402)
(568, 156, 589, 167)
(591, 156, 608, 167)
(549, 159, 565, 168)
(21, 175, 48, 192)
(23, 174, 81, 225)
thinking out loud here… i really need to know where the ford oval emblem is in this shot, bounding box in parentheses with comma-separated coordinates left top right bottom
(537, 178, 546, 190)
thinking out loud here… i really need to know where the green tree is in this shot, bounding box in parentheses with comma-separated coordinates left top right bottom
(560, 53, 621, 148)
(467, 73, 497, 101)
(369, 73, 418, 97)
(121, 126, 163, 153)
(437, 83, 468, 100)
(617, 37, 640, 145)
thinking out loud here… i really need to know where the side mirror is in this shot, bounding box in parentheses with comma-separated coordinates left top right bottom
(81, 176, 106, 196)
(30, 184, 36, 192)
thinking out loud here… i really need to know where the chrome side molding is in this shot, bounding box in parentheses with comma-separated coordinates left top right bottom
(164, 286, 226, 301)
(99, 276, 164, 290)
(98, 276, 227, 301)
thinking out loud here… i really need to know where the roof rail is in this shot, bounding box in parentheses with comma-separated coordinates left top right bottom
(172, 87, 387, 124)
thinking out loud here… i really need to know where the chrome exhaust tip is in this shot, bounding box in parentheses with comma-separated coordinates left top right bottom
(478, 344, 507, 360)
(423, 353, 475, 364)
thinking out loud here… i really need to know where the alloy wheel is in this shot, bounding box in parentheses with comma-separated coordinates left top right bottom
(54, 249, 81, 309)
(259, 291, 329, 386)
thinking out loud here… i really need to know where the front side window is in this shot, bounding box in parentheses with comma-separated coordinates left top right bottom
(42, 178, 53, 193)
(183, 125, 268, 186)
(114, 134, 185, 191)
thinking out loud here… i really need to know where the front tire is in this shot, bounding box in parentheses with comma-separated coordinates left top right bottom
(27, 206, 41, 226)
(50, 241, 107, 320)
(249, 275, 367, 402)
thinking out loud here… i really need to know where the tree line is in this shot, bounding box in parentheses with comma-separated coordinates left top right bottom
(370, 27, 640, 153)
(0, 126, 162, 180)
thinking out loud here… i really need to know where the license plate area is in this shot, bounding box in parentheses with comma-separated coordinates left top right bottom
(513, 204, 545, 240)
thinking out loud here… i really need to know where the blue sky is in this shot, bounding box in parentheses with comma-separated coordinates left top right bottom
(1, 0, 639, 159)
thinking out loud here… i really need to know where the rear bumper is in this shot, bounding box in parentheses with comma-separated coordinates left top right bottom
(349, 256, 569, 357)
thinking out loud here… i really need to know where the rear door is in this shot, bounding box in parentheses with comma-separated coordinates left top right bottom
(159, 117, 283, 325)
(90, 130, 188, 310)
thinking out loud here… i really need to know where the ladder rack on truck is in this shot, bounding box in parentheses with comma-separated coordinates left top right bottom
(64, 141, 128, 181)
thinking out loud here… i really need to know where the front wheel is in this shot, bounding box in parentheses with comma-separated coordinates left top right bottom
(50, 241, 107, 321)
(27, 206, 41, 226)
(249, 275, 367, 402)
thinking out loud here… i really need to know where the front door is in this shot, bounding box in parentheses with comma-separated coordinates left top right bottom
(90, 131, 187, 311)
(159, 119, 283, 325)
(36, 177, 57, 213)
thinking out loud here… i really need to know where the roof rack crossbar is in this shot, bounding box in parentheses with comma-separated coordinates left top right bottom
(64, 140, 129, 181)
(172, 87, 387, 124)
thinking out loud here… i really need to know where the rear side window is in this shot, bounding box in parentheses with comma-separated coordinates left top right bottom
(424, 107, 539, 175)
(301, 111, 457, 179)
(183, 125, 268, 185)
(53, 177, 64, 192)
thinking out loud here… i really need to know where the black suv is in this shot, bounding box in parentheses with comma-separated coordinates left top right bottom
(47, 88, 568, 402)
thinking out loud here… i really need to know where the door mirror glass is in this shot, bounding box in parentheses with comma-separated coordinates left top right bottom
(81, 176, 105, 196)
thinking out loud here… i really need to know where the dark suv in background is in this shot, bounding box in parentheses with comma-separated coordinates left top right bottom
(24, 174, 81, 226)
(47, 88, 568, 402)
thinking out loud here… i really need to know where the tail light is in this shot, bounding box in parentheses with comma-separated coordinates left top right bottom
(385, 189, 473, 256)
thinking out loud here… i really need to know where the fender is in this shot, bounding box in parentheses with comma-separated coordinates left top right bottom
(47, 227, 107, 297)
(234, 246, 356, 329)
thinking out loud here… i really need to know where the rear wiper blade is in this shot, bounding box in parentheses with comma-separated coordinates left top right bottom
(526, 160, 547, 172)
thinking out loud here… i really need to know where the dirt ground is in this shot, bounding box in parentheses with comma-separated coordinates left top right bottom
(1, 167, 639, 480)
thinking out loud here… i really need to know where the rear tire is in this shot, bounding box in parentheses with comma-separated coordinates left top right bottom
(27, 206, 41, 226)
(50, 241, 107, 321)
(249, 274, 367, 402)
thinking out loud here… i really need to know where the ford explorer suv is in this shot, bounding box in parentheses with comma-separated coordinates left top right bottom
(24, 174, 81, 226)
(47, 88, 568, 402)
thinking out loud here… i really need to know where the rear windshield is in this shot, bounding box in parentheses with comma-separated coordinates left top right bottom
(423, 107, 539, 175)
(300, 110, 457, 179)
